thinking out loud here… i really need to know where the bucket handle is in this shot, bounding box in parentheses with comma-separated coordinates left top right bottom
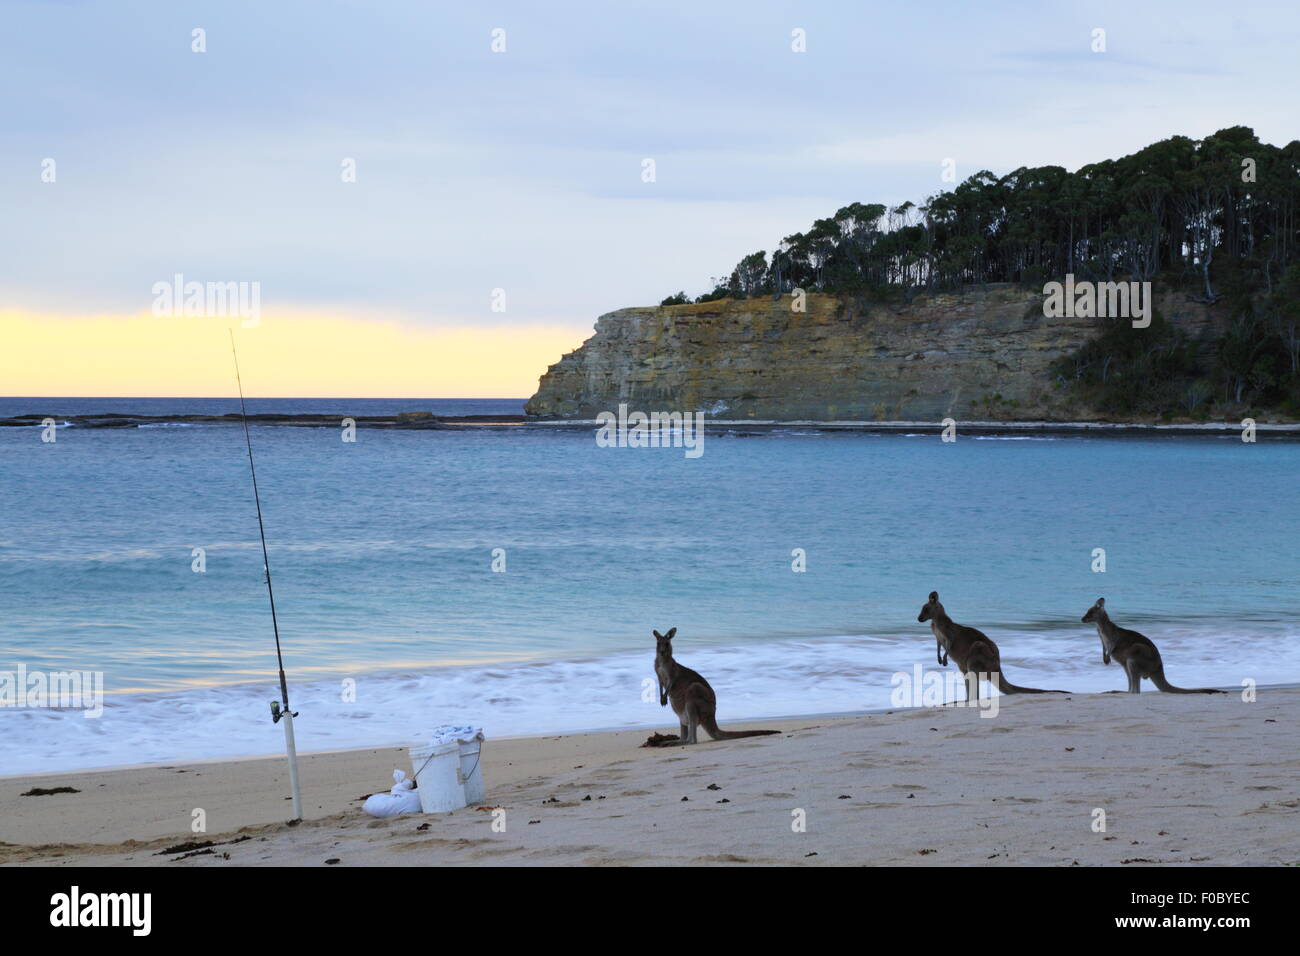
(457, 746, 483, 789)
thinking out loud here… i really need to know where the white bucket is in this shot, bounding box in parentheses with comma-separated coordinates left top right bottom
(457, 739, 485, 805)
(409, 741, 465, 813)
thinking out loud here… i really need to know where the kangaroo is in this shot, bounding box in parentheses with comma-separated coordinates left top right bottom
(917, 592, 1069, 699)
(652, 628, 779, 744)
(1081, 598, 1222, 694)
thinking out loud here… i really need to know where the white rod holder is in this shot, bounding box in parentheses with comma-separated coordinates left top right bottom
(282, 710, 303, 821)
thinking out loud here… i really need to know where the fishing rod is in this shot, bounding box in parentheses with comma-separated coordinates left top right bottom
(229, 329, 302, 821)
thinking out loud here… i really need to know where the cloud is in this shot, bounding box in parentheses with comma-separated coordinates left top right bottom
(2, 0, 1296, 397)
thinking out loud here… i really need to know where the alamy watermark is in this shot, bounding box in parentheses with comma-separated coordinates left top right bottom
(151, 273, 261, 327)
(50, 886, 150, 936)
(595, 403, 705, 458)
(1043, 273, 1151, 328)
(1, 664, 104, 718)
(890, 664, 1000, 717)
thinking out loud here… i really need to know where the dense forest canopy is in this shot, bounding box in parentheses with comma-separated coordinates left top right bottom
(668, 127, 1297, 302)
(660, 127, 1300, 419)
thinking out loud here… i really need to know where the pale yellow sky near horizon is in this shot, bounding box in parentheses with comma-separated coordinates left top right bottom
(0, 311, 588, 398)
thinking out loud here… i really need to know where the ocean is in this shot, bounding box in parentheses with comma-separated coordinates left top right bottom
(2, 397, 1297, 774)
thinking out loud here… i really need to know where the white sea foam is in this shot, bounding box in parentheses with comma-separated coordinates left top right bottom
(1, 627, 1290, 775)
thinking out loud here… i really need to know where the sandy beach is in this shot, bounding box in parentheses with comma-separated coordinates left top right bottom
(3, 688, 1295, 867)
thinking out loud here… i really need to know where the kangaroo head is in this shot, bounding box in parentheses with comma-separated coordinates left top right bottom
(653, 627, 677, 653)
(917, 591, 941, 623)
(1081, 598, 1105, 623)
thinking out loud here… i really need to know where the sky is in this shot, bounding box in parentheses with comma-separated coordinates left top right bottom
(1, 0, 1297, 397)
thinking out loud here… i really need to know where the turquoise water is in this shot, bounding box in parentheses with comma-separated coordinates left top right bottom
(1, 399, 1297, 771)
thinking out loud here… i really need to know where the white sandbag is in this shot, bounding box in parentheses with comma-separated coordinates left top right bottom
(362, 769, 424, 818)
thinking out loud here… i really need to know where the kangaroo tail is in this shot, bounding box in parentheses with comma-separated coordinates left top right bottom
(700, 714, 780, 740)
(1151, 666, 1223, 694)
(996, 672, 1070, 695)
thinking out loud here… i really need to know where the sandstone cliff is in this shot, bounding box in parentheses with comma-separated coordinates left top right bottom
(525, 287, 1223, 421)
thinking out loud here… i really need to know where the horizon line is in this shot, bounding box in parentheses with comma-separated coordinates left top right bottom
(0, 395, 530, 400)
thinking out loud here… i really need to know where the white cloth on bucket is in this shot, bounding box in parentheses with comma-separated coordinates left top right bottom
(423, 724, 485, 748)
(362, 769, 423, 818)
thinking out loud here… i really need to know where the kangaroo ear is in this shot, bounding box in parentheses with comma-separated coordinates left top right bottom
(666, 627, 677, 639)
(653, 630, 662, 639)
(928, 591, 938, 602)
(1096, 598, 1105, 607)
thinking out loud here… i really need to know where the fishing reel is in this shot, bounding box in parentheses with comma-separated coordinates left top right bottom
(270, 700, 299, 724)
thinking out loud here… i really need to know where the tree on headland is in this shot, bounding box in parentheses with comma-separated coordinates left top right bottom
(659, 127, 1300, 417)
(665, 128, 1298, 303)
